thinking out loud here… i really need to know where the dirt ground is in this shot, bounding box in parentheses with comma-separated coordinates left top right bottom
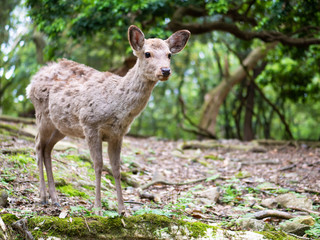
(1, 119, 320, 238)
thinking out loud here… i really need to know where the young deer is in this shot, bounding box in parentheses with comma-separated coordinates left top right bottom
(27, 25, 190, 214)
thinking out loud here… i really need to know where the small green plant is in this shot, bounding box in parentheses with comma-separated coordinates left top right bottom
(101, 210, 119, 218)
(221, 184, 242, 203)
(1, 168, 16, 182)
(70, 206, 93, 216)
(133, 207, 171, 217)
(306, 215, 320, 238)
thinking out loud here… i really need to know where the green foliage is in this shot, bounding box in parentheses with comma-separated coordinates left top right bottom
(221, 184, 242, 203)
(1, 0, 320, 141)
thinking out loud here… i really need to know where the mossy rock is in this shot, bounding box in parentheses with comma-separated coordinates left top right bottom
(0, 213, 299, 239)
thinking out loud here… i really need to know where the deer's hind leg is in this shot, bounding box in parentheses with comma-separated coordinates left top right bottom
(36, 117, 65, 205)
(43, 129, 65, 205)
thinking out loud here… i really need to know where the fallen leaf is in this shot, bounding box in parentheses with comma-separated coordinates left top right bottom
(59, 206, 70, 219)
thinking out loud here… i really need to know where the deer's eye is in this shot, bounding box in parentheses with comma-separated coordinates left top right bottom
(168, 53, 172, 59)
(145, 52, 151, 58)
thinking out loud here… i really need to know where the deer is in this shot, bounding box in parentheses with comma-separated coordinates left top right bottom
(26, 25, 190, 215)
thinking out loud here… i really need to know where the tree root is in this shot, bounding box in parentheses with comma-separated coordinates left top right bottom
(254, 210, 294, 220)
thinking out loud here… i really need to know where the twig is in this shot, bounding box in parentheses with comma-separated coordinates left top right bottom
(121, 219, 126, 228)
(178, 96, 216, 139)
(124, 201, 144, 205)
(279, 164, 296, 171)
(241, 159, 280, 165)
(141, 175, 224, 190)
(303, 187, 320, 195)
(289, 207, 320, 216)
(253, 82, 294, 139)
(83, 216, 91, 232)
(287, 232, 312, 240)
(254, 210, 294, 220)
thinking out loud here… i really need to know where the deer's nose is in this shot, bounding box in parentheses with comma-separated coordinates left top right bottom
(161, 68, 171, 77)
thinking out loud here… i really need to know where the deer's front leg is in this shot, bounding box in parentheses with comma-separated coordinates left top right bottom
(84, 128, 103, 213)
(108, 138, 125, 215)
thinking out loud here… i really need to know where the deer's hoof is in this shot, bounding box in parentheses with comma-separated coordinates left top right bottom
(53, 202, 61, 207)
(40, 200, 48, 205)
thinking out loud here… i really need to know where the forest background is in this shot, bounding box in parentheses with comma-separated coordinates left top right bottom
(1, 0, 320, 141)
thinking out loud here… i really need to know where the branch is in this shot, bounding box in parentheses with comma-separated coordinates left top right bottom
(140, 175, 225, 190)
(253, 82, 294, 139)
(168, 20, 320, 47)
(178, 96, 216, 139)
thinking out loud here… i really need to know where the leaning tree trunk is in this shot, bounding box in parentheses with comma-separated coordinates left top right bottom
(199, 43, 277, 137)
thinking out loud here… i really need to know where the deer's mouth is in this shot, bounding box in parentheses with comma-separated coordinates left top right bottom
(157, 75, 170, 81)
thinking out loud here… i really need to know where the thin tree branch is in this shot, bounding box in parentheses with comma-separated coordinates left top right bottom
(253, 82, 293, 139)
(178, 96, 216, 139)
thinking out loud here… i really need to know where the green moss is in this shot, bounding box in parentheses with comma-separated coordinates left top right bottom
(57, 184, 89, 199)
(185, 221, 217, 238)
(30, 216, 89, 238)
(1, 214, 18, 225)
(258, 231, 298, 240)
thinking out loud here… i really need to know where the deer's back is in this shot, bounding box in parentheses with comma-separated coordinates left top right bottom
(27, 59, 122, 138)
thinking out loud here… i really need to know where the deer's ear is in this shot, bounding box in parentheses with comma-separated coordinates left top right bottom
(128, 25, 145, 51)
(166, 30, 190, 54)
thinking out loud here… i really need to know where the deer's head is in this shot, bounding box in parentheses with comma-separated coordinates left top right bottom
(128, 25, 190, 82)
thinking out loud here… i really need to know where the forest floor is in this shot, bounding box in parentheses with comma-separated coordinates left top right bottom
(0, 117, 320, 239)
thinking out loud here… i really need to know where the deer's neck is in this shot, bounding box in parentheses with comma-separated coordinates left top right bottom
(119, 59, 157, 116)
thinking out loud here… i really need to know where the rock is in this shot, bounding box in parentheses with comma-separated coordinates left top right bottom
(261, 198, 277, 209)
(280, 221, 310, 236)
(276, 193, 313, 210)
(236, 218, 266, 231)
(152, 171, 165, 182)
(195, 187, 220, 204)
(292, 216, 316, 226)
(0, 190, 8, 208)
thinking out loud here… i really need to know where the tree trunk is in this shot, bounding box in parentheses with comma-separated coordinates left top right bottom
(199, 43, 276, 137)
(243, 79, 255, 141)
(32, 30, 46, 65)
(243, 62, 267, 141)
